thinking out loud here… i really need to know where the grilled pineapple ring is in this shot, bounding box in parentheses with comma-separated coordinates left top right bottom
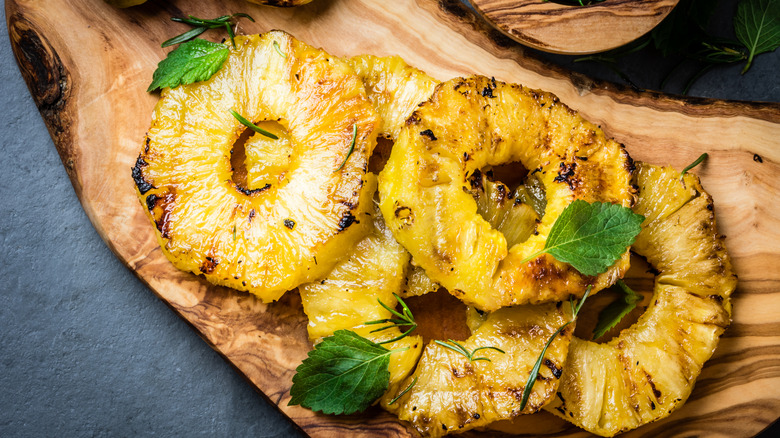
(133, 32, 380, 302)
(385, 303, 573, 437)
(379, 76, 635, 311)
(544, 163, 736, 436)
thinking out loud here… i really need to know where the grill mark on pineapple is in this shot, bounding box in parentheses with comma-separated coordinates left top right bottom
(394, 205, 414, 227)
(544, 358, 562, 378)
(420, 129, 437, 141)
(643, 369, 663, 400)
(236, 183, 271, 196)
(553, 161, 580, 191)
(146, 192, 176, 239)
(200, 256, 219, 274)
(336, 212, 358, 231)
(132, 156, 154, 194)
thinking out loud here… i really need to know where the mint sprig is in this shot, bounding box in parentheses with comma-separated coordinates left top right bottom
(735, 0, 780, 73)
(289, 330, 407, 415)
(147, 39, 229, 92)
(592, 280, 643, 340)
(521, 201, 645, 276)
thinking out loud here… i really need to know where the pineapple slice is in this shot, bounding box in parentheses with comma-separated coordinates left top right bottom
(544, 162, 736, 436)
(385, 303, 574, 437)
(346, 54, 439, 140)
(379, 76, 635, 311)
(134, 32, 380, 302)
(299, 175, 422, 390)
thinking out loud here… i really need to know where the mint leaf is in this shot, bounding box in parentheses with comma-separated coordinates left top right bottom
(524, 200, 644, 276)
(735, 0, 780, 73)
(592, 280, 643, 340)
(148, 38, 229, 92)
(289, 330, 395, 415)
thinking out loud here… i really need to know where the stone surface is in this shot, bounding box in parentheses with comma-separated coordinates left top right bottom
(0, 1, 777, 436)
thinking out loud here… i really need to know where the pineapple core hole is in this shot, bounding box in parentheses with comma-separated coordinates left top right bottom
(482, 161, 529, 190)
(231, 120, 291, 192)
(403, 289, 471, 343)
(573, 253, 656, 343)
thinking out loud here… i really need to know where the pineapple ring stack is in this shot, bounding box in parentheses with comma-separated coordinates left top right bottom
(379, 76, 636, 311)
(133, 31, 380, 302)
(544, 163, 736, 436)
(294, 58, 577, 436)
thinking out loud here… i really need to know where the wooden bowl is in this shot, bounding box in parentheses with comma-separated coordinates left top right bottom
(470, 0, 680, 54)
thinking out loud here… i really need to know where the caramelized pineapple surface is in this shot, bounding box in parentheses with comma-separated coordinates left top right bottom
(386, 304, 573, 437)
(133, 32, 380, 302)
(544, 162, 736, 436)
(379, 76, 635, 311)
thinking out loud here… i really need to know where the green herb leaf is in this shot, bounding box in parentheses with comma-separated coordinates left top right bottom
(434, 339, 505, 363)
(334, 124, 358, 172)
(365, 294, 417, 344)
(161, 26, 208, 48)
(289, 330, 400, 415)
(229, 109, 279, 139)
(273, 40, 288, 58)
(166, 13, 255, 49)
(735, 0, 780, 73)
(388, 376, 417, 405)
(519, 285, 592, 411)
(592, 280, 643, 340)
(148, 39, 229, 92)
(681, 152, 708, 178)
(521, 201, 644, 276)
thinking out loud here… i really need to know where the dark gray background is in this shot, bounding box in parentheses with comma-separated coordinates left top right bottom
(1, 0, 778, 436)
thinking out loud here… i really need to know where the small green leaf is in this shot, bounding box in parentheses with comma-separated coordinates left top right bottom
(148, 39, 229, 92)
(289, 330, 397, 415)
(592, 280, 643, 340)
(334, 124, 358, 173)
(681, 153, 708, 178)
(161, 26, 208, 48)
(521, 201, 644, 276)
(735, 0, 780, 73)
(519, 286, 592, 411)
(273, 40, 288, 58)
(388, 376, 417, 405)
(434, 339, 505, 363)
(365, 294, 417, 344)
(229, 109, 279, 139)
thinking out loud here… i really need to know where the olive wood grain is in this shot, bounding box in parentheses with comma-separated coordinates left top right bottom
(469, 0, 679, 54)
(6, 0, 780, 437)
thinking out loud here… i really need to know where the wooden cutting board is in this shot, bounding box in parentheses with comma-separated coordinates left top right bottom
(7, 0, 780, 436)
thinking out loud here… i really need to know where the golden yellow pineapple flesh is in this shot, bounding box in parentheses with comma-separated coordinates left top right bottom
(298, 176, 422, 390)
(346, 54, 439, 140)
(133, 32, 380, 302)
(379, 76, 635, 311)
(544, 162, 736, 436)
(385, 304, 574, 437)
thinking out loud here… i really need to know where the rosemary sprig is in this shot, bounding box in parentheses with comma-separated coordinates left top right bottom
(434, 339, 505, 363)
(334, 124, 358, 172)
(229, 109, 279, 140)
(163, 13, 255, 49)
(518, 285, 592, 411)
(365, 294, 417, 345)
(273, 40, 287, 58)
(681, 153, 709, 178)
(388, 376, 418, 405)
